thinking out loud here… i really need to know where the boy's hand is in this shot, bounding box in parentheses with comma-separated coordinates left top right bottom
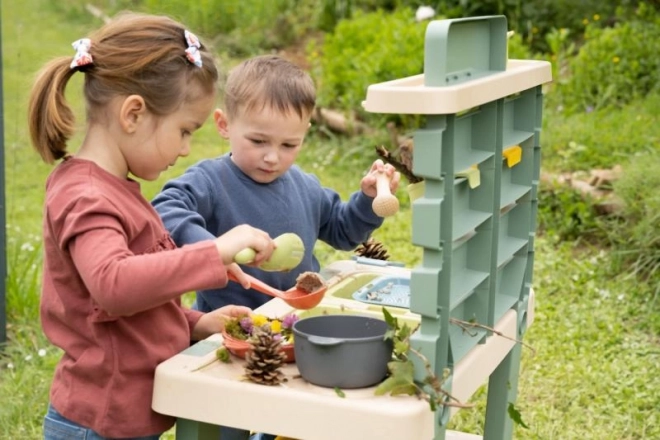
(192, 305, 253, 340)
(361, 159, 400, 198)
(214, 224, 275, 266)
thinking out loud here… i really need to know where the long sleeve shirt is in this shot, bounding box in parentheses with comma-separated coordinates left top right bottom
(41, 157, 228, 438)
(152, 154, 383, 311)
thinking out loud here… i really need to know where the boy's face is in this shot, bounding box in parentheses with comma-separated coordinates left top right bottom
(214, 106, 310, 184)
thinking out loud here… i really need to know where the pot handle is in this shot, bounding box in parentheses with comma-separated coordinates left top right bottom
(307, 335, 343, 346)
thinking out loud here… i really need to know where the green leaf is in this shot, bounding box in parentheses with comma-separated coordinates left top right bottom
(334, 387, 346, 398)
(507, 402, 530, 429)
(394, 340, 409, 356)
(384, 328, 396, 341)
(382, 307, 397, 329)
(398, 322, 414, 340)
(375, 375, 417, 396)
(375, 360, 417, 396)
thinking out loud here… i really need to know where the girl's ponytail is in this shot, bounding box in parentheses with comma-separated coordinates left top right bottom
(28, 57, 77, 163)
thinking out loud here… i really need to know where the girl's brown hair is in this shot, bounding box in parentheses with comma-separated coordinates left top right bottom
(28, 12, 219, 163)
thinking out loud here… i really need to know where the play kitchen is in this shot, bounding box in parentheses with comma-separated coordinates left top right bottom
(152, 258, 437, 439)
(153, 15, 550, 440)
(153, 257, 531, 439)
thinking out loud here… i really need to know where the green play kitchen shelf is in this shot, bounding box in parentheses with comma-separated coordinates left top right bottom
(362, 15, 551, 440)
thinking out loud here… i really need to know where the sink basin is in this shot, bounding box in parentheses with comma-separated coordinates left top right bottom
(352, 275, 410, 309)
(257, 259, 418, 323)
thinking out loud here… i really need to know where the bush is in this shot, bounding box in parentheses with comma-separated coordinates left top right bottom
(507, 31, 532, 59)
(537, 182, 604, 243)
(104, 0, 317, 57)
(605, 152, 660, 281)
(309, 8, 427, 126)
(557, 3, 660, 114)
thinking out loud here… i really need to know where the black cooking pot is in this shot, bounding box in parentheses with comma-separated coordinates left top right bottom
(292, 315, 393, 389)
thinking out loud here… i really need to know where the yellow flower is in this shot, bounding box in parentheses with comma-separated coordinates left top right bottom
(582, 18, 589, 25)
(612, 56, 620, 63)
(593, 14, 600, 21)
(270, 320, 282, 334)
(252, 314, 268, 327)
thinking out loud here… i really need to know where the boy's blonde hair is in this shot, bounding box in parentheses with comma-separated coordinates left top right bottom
(223, 55, 315, 120)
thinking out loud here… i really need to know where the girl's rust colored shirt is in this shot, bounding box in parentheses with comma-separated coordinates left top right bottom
(40, 157, 227, 438)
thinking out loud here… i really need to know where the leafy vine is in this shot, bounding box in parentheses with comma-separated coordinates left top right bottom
(376, 307, 532, 428)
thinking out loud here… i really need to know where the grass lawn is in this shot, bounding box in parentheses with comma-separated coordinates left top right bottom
(1, 1, 659, 439)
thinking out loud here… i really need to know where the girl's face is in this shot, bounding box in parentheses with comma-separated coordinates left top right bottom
(126, 91, 216, 181)
(214, 105, 310, 184)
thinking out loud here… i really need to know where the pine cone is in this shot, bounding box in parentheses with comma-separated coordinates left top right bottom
(244, 325, 287, 386)
(355, 237, 390, 261)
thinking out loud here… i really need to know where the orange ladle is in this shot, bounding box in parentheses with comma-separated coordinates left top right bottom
(228, 272, 326, 310)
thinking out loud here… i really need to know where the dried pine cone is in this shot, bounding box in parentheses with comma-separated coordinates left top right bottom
(244, 325, 287, 386)
(355, 237, 390, 261)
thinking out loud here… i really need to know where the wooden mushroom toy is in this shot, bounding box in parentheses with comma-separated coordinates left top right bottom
(372, 170, 399, 217)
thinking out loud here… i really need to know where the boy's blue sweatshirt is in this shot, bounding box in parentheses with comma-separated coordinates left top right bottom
(152, 154, 383, 311)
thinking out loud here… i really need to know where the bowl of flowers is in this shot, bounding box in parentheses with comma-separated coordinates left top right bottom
(222, 314, 298, 363)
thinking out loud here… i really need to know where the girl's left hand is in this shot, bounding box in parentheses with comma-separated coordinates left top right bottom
(193, 304, 253, 339)
(361, 159, 400, 198)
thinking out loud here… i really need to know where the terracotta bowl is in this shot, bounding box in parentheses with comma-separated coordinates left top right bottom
(221, 331, 296, 363)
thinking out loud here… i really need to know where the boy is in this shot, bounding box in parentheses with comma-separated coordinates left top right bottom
(152, 55, 400, 314)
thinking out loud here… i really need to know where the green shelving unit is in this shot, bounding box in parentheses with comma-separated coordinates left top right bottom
(363, 15, 552, 440)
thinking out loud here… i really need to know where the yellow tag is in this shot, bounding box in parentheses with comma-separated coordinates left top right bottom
(503, 145, 522, 167)
(456, 165, 480, 189)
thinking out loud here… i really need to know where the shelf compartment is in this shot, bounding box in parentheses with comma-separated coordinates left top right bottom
(452, 177, 493, 241)
(449, 302, 488, 364)
(448, 232, 491, 310)
(500, 182, 530, 209)
(497, 203, 531, 267)
(453, 103, 497, 173)
(503, 130, 534, 149)
(492, 255, 528, 324)
(500, 136, 534, 209)
(502, 89, 538, 137)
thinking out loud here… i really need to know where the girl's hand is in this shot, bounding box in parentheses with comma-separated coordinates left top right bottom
(360, 159, 400, 198)
(214, 224, 275, 266)
(226, 263, 251, 289)
(192, 305, 253, 340)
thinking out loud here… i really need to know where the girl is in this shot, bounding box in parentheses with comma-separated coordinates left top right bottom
(28, 12, 274, 439)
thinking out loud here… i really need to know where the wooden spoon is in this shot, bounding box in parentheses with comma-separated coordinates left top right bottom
(372, 170, 399, 217)
(228, 272, 326, 310)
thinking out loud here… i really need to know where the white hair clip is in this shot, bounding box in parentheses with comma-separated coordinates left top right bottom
(70, 38, 93, 69)
(184, 30, 202, 68)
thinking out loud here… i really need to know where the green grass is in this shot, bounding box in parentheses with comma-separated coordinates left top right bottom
(541, 93, 660, 172)
(2, 1, 660, 439)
